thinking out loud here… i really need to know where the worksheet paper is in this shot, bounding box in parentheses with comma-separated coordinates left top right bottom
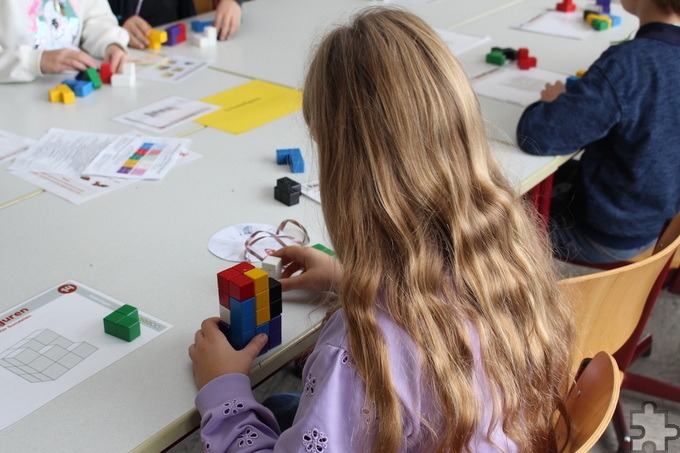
(10, 148, 200, 204)
(136, 55, 210, 83)
(436, 29, 492, 56)
(113, 96, 220, 134)
(472, 66, 568, 107)
(0, 130, 35, 164)
(513, 10, 593, 40)
(0, 281, 171, 431)
(8, 128, 190, 180)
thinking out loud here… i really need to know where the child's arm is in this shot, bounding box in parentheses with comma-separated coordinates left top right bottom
(214, 0, 243, 40)
(79, 0, 129, 62)
(516, 65, 621, 156)
(0, 45, 43, 83)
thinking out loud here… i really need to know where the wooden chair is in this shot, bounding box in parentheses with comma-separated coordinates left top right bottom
(555, 351, 621, 453)
(194, 0, 215, 14)
(559, 213, 680, 451)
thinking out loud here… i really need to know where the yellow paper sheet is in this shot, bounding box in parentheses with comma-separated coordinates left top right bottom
(195, 80, 302, 134)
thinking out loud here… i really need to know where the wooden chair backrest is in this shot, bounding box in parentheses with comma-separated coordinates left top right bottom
(555, 351, 621, 453)
(194, 0, 214, 14)
(559, 214, 680, 375)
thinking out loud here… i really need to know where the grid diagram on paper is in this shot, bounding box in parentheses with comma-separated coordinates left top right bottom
(117, 142, 164, 176)
(0, 329, 97, 383)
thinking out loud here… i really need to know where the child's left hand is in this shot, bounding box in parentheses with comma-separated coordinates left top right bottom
(104, 44, 127, 74)
(188, 317, 268, 389)
(540, 81, 566, 102)
(214, 0, 242, 40)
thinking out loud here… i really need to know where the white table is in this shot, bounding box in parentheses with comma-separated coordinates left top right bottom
(0, 0, 595, 450)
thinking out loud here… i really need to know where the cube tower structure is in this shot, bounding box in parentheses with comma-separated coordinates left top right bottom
(217, 262, 282, 354)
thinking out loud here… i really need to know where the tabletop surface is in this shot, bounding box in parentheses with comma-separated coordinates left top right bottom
(0, 0, 632, 450)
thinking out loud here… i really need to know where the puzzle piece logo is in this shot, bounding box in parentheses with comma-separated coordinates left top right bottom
(631, 401, 680, 452)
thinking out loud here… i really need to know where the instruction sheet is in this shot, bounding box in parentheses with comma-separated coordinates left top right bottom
(0, 282, 171, 431)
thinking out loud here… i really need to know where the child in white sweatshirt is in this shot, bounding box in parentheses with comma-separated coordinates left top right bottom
(0, 0, 129, 83)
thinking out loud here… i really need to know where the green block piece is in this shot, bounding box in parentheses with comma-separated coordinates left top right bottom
(485, 51, 506, 66)
(103, 304, 141, 342)
(84, 68, 102, 89)
(311, 243, 336, 257)
(591, 19, 610, 31)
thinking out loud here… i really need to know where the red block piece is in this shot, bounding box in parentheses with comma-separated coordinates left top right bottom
(517, 48, 529, 60)
(232, 262, 255, 273)
(217, 267, 240, 294)
(99, 62, 112, 84)
(177, 23, 187, 42)
(229, 274, 255, 301)
(556, 0, 576, 12)
(518, 56, 537, 70)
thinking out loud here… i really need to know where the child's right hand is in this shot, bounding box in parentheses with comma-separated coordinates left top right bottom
(122, 15, 152, 49)
(40, 49, 98, 74)
(271, 246, 343, 293)
(188, 317, 268, 389)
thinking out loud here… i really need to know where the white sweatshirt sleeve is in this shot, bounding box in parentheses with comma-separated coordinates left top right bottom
(79, 0, 130, 58)
(0, 45, 43, 83)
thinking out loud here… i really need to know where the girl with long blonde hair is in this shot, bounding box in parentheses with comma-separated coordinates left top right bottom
(189, 8, 573, 452)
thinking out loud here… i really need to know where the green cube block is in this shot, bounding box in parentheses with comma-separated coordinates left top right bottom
(103, 304, 141, 342)
(311, 243, 336, 257)
(84, 67, 102, 89)
(591, 19, 610, 31)
(485, 51, 506, 66)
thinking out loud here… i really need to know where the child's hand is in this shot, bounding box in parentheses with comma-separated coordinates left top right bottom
(540, 81, 566, 102)
(104, 45, 127, 74)
(188, 317, 268, 390)
(40, 49, 98, 74)
(214, 0, 242, 40)
(122, 15, 151, 49)
(272, 246, 343, 293)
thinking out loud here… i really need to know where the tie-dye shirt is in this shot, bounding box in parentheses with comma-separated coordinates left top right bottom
(0, 0, 128, 82)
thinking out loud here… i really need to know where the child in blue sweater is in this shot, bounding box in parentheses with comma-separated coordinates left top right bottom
(517, 0, 680, 263)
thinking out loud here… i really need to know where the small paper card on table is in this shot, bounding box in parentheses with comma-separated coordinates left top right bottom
(195, 80, 302, 134)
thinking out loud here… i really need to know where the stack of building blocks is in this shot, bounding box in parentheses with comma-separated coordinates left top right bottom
(48, 84, 75, 104)
(566, 69, 586, 89)
(485, 47, 535, 69)
(103, 304, 141, 342)
(191, 26, 218, 47)
(276, 148, 304, 173)
(191, 20, 214, 33)
(164, 23, 187, 46)
(99, 62, 113, 84)
(111, 63, 136, 87)
(77, 67, 102, 89)
(584, 1, 621, 31)
(555, 0, 576, 12)
(217, 262, 282, 354)
(274, 177, 301, 206)
(61, 79, 94, 97)
(148, 29, 168, 50)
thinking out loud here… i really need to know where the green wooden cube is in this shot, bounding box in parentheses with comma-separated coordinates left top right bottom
(103, 304, 141, 342)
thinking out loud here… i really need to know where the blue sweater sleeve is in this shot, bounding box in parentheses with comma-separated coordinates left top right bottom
(516, 65, 622, 156)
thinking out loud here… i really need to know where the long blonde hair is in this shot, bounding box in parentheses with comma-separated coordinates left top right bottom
(303, 8, 573, 452)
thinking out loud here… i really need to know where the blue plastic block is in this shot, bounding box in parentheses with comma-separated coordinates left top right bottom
(269, 315, 282, 334)
(565, 75, 580, 90)
(256, 322, 270, 337)
(165, 25, 181, 46)
(288, 149, 304, 173)
(609, 15, 621, 26)
(231, 314, 255, 340)
(191, 20, 213, 33)
(276, 148, 297, 164)
(61, 79, 94, 97)
(231, 296, 255, 320)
